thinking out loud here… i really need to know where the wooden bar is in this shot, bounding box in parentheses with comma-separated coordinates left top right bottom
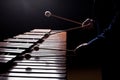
(27, 57, 66, 61)
(24, 32, 46, 35)
(10, 68, 66, 74)
(31, 29, 51, 33)
(14, 35, 44, 39)
(15, 60, 65, 64)
(0, 55, 16, 58)
(4, 38, 38, 43)
(0, 77, 65, 80)
(16, 63, 65, 67)
(0, 48, 25, 54)
(0, 42, 33, 49)
(1, 73, 66, 78)
(14, 65, 66, 70)
(31, 50, 66, 57)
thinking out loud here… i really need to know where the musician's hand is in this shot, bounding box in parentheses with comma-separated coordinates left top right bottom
(82, 18, 94, 30)
(74, 43, 88, 53)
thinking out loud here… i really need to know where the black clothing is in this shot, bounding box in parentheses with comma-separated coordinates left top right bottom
(67, 0, 120, 80)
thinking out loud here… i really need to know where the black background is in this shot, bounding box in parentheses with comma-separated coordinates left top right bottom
(0, 0, 94, 40)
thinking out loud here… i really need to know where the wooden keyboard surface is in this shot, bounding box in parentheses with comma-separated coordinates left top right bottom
(0, 29, 66, 80)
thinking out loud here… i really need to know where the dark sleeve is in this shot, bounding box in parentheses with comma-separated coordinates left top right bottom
(75, 10, 119, 56)
(89, 9, 119, 44)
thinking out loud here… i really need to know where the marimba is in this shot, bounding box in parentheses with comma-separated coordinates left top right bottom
(0, 29, 66, 80)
